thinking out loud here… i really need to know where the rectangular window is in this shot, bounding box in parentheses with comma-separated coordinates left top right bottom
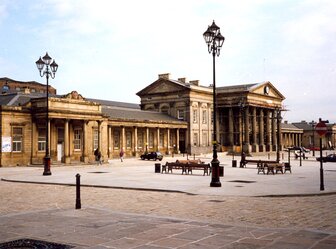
(202, 132, 207, 146)
(93, 129, 98, 150)
(114, 130, 120, 149)
(12, 127, 23, 152)
(193, 133, 198, 146)
(126, 131, 132, 149)
(211, 111, 214, 124)
(74, 129, 81, 151)
(202, 110, 207, 124)
(193, 109, 198, 123)
(38, 128, 46, 151)
(177, 109, 184, 120)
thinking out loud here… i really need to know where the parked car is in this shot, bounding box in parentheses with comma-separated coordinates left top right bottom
(140, 152, 163, 161)
(287, 146, 310, 153)
(316, 154, 336, 162)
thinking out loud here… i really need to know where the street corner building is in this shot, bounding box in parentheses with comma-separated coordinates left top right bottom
(0, 75, 335, 167)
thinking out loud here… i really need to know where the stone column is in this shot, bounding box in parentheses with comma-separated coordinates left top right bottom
(134, 126, 138, 156)
(252, 107, 258, 152)
(64, 119, 70, 164)
(97, 121, 102, 151)
(244, 107, 251, 154)
(259, 109, 265, 152)
(265, 109, 271, 151)
(146, 127, 149, 152)
(229, 108, 234, 147)
(108, 126, 112, 158)
(121, 126, 125, 151)
(278, 117, 283, 151)
(157, 127, 160, 151)
(81, 120, 89, 163)
(176, 128, 180, 153)
(167, 128, 170, 154)
(272, 110, 277, 151)
(198, 103, 202, 146)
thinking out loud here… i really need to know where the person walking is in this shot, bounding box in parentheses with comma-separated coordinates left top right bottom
(94, 148, 102, 165)
(119, 148, 124, 162)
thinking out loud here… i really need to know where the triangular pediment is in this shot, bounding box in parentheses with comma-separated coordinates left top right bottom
(250, 82, 285, 100)
(137, 79, 187, 96)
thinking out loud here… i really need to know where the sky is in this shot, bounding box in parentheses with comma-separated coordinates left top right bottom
(0, 0, 335, 123)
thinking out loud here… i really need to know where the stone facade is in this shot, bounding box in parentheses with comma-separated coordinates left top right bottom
(1, 74, 317, 167)
(0, 90, 187, 166)
(137, 74, 287, 155)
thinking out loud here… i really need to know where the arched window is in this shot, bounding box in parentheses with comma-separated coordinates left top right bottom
(160, 105, 169, 114)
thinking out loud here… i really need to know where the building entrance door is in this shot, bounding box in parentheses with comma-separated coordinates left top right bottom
(57, 128, 64, 162)
(179, 131, 186, 153)
(57, 143, 63, 161)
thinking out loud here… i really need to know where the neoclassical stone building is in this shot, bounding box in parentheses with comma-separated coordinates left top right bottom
(137, 73, 286, 155)
(0, 89, 187, 166)
(1, 74, 307, 167)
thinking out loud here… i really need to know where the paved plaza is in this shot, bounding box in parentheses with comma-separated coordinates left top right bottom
(0, 152, 336, 248)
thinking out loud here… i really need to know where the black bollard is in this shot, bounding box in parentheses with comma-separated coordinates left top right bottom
(76, 173, 81, 209)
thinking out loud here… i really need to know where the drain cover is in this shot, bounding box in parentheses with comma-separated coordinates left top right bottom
(229, 180, 256, 183)
(0, 239, 73, 249)
(88, 171, 109, 174)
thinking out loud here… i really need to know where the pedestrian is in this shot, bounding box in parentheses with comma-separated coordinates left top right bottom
(120, 148, 124, 162)
(94, 148, 102, 165)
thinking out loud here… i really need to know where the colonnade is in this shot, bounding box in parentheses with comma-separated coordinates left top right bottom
(107, 125, 183, 158)
(220, 106, 282, 153)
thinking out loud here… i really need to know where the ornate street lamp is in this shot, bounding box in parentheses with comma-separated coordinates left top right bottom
(36, 52, 58, 175)
(309, 120, 317, 156)
(203, 20, 225, 187)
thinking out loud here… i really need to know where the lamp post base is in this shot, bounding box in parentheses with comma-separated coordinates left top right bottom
(210, 159, 221, 187)
(43, 156, 52, 176)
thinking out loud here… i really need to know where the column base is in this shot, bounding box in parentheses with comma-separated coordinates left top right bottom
(259, 145, 266, 152)
(64, 156, 71, 164)
(252, 144, 259, 153)
(266, 145, 272, 152)
(81, 156, 89, 163)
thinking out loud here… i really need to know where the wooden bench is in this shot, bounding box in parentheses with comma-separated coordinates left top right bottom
(241, 159, 278, 168)
(162, 162, 187, 174)
(186, 162, 211, 176)
(264, 162, 287, 174)
(162, 160, 210, 175)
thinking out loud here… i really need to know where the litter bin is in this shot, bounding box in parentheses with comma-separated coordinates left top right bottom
(154, 163, 161, 173)
(232, 160, 237, 167)
(219, 166, 224, 177)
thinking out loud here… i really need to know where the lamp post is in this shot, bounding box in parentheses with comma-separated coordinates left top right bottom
(239, 100, 245, 167)
(310, 120, 316, 156)
(36, 52, 58, 176)
(203, 20, 225, 187)
(276, 108, 282, 162)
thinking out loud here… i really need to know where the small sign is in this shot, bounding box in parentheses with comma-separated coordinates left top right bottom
(315, 122, 327, 137)
(2, 136, 12, 152)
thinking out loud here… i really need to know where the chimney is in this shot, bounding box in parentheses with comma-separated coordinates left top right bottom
(158, 73, 170, 80)
(178, 77, 187, 83)
(189, 80, 199, 86)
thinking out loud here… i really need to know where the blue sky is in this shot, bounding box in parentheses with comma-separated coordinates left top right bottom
(1, 0, 335, 123)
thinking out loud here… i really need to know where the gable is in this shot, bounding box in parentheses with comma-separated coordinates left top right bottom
(250, 82, 285, 100)
(137, 79, 187, 96)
